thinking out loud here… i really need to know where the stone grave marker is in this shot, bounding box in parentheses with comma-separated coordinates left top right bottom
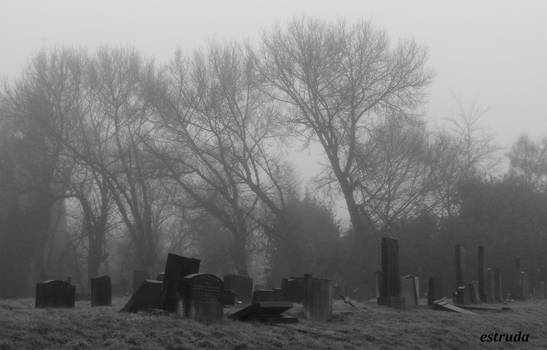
(303, 274, 333, 321)
(494, 268, 503, 302)
(229, 301, 297, 323)
(220, 289, 237, 306)
(133, 270, 149, 293)
(469, 281, 480, 304)
(427, 276, 443, 306)
(486, 268, 495, 302)
(477, 246, 486, 302)
(223, 274, 253, 303)
(401, 275, 418, 307)
(162, 254, 200, 312)
(520, 272, 530, 300)
(455, 245, 465, 288)
(281, 277, 305, 303)
(181, 273, 223, 324)
(378, 237, 402, 307)
(121, 280, 163, 312)
(35, 280, 75, 308)
(252, 289, 284, 304)
(91, 275, 111, 306)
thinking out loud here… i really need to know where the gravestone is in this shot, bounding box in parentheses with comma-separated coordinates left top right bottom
(427, 276, 443, 306)
(133, 270, 149, 293)
(494, 268, 503, 302)
(401, 275, 418, 307)
(181, 273, 223, 324)
(486, 268, 495, 302)
(303, 275, 333, 321)
(375, 271, 384, 299)
(220, 289, 237, 306)
(121, 280, 163, 312)
(90, 275, 111, 306)
(252, 289, 284, 304)
(455, 245, 465, 288)
(223, 274, 253, 303)
(281, 277, 305, 303)
(454, 286, 468, 304)
(35, 280, 75, 308)
(162, 254, 200, 312)
(469, 281, 480, 304)
(520, 272, 530, 300)
(229, 301, 297, 323)
(378, 237, 401, 307)
(477, 246, 486, 302)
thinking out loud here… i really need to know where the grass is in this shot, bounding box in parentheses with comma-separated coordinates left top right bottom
(0, 297, 546, 349)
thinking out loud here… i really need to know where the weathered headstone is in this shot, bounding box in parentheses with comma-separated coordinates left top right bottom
(181, 273, 223, 324)
(454, 285, 468, 304)
(378, 237, 401, 307)
(223, 274, 253, 303)
(220, 289, 237, 306)
(35, 280, 75, 308)
(303, 275, 333, 321)
(494, 268, 503, 302)
(281, 277, 305, 303)
(401, 275, 418, 307)
(90, 275, 111, 306)
(162, 254, 200, 312)
(121, 280, 163, 312)
(133, 270, 150, 293)
(427, 276, 443, 306)
(455, 245, 465, 288)
(477, 246, 486, 302)
(469, 281, 480, 304)
(229, 301, 297, 323)
(252, 289, 284, 304)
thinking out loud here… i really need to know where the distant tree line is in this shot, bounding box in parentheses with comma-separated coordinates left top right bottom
(0, 18, 543, 299)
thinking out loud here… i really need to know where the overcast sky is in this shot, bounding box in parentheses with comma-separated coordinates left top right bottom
(1, 0, 546, 183)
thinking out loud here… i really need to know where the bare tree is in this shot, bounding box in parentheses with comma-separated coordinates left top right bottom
(257, 18, 432, 236)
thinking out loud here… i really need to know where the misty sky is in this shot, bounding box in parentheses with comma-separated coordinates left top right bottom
(1, 0, 546, 184)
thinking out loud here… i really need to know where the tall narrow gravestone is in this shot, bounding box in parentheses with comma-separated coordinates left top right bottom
(162, 254, 200, 312)
(223, 274, 253, 303)
(35, 280, 75, 308)
(303, 274, 333, 321)
(494, 268, 503, 302)
(133, 270, 149, 293)
(401, 275, 418, 307)
(91, 275, 111, 306)
(455, 245, 465, 288)
(181, 273, 223, 324)
(378, 237, 401, 307)
(427, 276, 443, 306)
(477, 246, 486, 302)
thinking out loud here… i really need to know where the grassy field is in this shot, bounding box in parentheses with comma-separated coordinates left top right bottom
(1, 297, 546, 349)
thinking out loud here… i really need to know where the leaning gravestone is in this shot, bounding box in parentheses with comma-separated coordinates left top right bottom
(35, 280, 75, 308)
(121, 280, 163, 312)
(378, 237, 402, 307)
(427, 276, 443, 306)
(223, 274, 253, 303)
(303, 274, 333, 321)
(162, 254, 200, 312)
(91, 275, 111, 306)
(181, 273, 223, 324)
(133, 270, 150, 293)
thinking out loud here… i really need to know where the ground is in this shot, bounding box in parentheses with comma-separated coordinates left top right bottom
(0, 297, 545, 349)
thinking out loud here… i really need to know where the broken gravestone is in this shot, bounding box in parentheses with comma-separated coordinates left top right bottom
(35, 280, 75, 308)
(229, 301, 298, 323)
(162, 254, 200, 312)
(181, 273, 223, 324)
(121, 280, 163, 312)
(91, 275, 111, 306)
(223, 274, 253, 303)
